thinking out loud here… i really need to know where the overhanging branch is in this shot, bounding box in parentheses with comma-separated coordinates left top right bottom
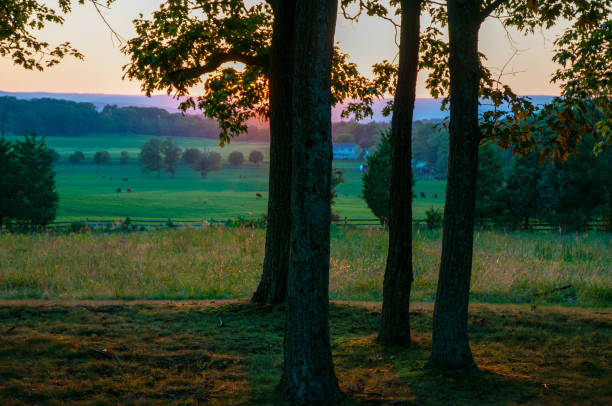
(168, 51, 269, 83)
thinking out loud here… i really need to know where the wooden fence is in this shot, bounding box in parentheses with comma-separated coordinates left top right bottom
(41, 217, 610, 232)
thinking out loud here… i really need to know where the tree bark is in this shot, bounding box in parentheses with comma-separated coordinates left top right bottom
(251, 0, 295, 305)
(280, 0, 341, 403)
(378, 0, 421, 346)
(428, 0, 481, 370)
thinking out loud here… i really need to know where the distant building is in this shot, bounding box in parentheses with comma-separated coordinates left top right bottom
(333, 142, 360, 160)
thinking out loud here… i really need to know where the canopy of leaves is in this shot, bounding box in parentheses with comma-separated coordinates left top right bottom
(362, 131, 391, 224)
(0, 0, 115, 70)
(123, 0, 380, 145)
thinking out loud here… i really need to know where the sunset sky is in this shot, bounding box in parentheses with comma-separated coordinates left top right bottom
(0, 1, 568, 98)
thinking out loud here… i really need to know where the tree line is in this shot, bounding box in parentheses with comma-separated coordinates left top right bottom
(137, 137, 265, 178)
(0, 97, 219, 138)
(3, 0, 610, 403)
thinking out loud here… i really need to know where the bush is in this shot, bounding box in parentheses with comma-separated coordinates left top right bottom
(228, 151, 244, 167)
(68, 151, 85, 164)
(93, 151, 111, 164)
(225, 214, 267, 228)
(424, 207, 443, 230)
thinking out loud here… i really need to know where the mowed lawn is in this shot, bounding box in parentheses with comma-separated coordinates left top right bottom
(6, 134, 446, 221)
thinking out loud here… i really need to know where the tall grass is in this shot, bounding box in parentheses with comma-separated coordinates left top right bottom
(1, 228, 610, 306)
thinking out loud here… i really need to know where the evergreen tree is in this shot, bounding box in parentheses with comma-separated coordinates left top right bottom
(12, 134, 58, 228)
(0, 136, 18, 230)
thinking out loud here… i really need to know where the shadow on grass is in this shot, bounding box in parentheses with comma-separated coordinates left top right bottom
(0, 302, 610, 405)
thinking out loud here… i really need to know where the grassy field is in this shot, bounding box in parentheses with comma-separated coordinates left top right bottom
(0, 301, 610, 405)
(6, 134, 446, 221)
(1, 228, 610, 306)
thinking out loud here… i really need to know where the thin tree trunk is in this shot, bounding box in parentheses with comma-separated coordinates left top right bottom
(280, 0, 341, 403)
(428, 0, 480, 370)
(378, 0, 421, 346)
(251, 0, 295, 305)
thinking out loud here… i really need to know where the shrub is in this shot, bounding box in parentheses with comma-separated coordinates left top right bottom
(425, 207, 443, 230)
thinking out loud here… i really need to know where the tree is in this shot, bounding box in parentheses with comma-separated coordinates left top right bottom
(139, 138, 163, 178)
(50, 149, 61, 163)
(123, 0, 377, 306)
(427, 0, 611, 370)
(362, 131, 391, 224)
(192, 151, 222, 178)
(280, 0, 341, 402)
(162, 137, 182, 177)
(119, 151, 129, 164)
(182, 148, 201, 165)
(0, 136, 18, 230)
(474, 143, 504, 225)
(248, 150, 264, 166)
(12, 134, 58, 228)
(93, 150, 110, 164)
(376, 0, 422, 346)
(68, 151, 85, 164)
(228, 151, 245, 167)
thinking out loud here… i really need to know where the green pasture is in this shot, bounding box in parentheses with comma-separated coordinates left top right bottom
(6, 134, 446, 221)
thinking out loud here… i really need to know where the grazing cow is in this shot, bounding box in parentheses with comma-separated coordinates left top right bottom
(256, 193, 263, 198)
(420, 192, 426, 198)
(434, 193, 438, 199)
(127, 188, 132, 193)
(123, 178, 128, 181)
(430, 194, 434, 199)
(102, 176, 106, 179)
(116, 188, 121, 193)
(110, 177, 114, 180)
(357, 194, 361, 199)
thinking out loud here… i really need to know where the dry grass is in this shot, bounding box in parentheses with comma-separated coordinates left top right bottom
(0, 301, 610, 405)
(1, 227, 610, 306)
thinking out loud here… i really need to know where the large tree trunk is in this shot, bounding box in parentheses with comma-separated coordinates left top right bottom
(251, 0, 295, 305)
(378, 0, 421, 346)
(428, 0, 481, 370)
(280, 0, 341, 403)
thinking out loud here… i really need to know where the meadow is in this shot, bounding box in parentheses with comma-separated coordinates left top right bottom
(1, 227, 610, 306)
(6, 133, 446, 221)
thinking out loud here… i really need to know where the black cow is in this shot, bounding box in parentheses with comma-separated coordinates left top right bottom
(256, 193, 263, 198)
(420, 192, 426, 198)
(116, 188, 121, 193)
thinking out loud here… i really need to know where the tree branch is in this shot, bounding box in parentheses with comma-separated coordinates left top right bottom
(480, 0, 508, 22)
(168, 51, 269, 83)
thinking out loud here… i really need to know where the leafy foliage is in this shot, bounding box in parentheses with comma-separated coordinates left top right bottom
(93, 150, 110, 164)
(228, 151, 244, 167)
(248, 150, 264, 166)
(138, 138, 163, 177)
(192, 150, 222, 178)
(119, 151, 129, 164)
(68, 151, 85, 164)
(162, 137, 182, 177)
(122, 0, 381, 145)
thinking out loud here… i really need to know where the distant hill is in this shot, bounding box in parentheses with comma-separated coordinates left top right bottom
(0, 91, 556, 124)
